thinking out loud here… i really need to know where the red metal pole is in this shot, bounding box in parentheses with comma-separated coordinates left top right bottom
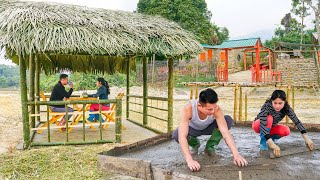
(255, 42, 261, 82)
(244, 52, 247, 70)
(224, 49, 229, 82)
(268, 50, 272, 70)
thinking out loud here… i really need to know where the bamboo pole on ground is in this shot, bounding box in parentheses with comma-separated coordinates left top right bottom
(29, 54, 35, 128)
(168, 58, 174, 132)
(143, 57, 148, 126)
(116, 99, 122, 143)
(19, 54, 30, 148)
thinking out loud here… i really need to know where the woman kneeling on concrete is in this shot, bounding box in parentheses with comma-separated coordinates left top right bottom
(173, 88, 248, 172)
(252, 90, 315, 157)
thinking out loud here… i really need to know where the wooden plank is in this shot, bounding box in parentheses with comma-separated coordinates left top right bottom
(270, 147, 320, 159)
(202, 163, 276, 171)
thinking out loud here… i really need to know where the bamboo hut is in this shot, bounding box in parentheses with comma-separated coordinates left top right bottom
(0, 0, 202, 148)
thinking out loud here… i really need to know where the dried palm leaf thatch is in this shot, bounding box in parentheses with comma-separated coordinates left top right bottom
(0, 0, 202, 74)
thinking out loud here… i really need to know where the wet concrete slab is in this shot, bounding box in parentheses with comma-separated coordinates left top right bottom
(102, 127, 320, 180)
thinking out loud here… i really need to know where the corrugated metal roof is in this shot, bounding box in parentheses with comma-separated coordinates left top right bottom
(211, 37, 260, 49)
(201, 44, 217, 49)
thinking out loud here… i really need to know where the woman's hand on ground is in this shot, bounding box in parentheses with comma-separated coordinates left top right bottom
(268, 139, 281, 157)
(302, 134, 315, 151)
(186, 159, 201, 172)
(233, 154, 248, 167)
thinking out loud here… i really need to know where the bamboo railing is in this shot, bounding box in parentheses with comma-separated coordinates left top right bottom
(26, 99, 122, 146)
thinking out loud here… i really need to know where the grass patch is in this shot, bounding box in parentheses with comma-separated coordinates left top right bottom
(0, 144, 115, 179)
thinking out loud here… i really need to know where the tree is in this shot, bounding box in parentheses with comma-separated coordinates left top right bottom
(292, 0, 310, 45)
(137, 0, 228, 44)
(264, 13, 314, 47)
(304, 0, 320, 44)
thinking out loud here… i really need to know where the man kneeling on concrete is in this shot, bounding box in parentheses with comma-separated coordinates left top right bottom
(173, 88, 248, 171)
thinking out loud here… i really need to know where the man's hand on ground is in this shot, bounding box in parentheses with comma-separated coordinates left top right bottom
(186, 159, 201, 172)
(233, 154, 248, 167)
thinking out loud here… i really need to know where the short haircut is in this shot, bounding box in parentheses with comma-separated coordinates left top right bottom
(199, 88, 218, 105)
(59, 74, 68, 80)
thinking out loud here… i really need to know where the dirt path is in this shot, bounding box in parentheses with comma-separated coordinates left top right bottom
(0, 92, 22, 154)
(228, 70, 252, 83)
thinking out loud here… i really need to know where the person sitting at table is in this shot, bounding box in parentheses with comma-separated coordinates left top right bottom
(50, 74, 74, 127)
(87, 77, 110, 122)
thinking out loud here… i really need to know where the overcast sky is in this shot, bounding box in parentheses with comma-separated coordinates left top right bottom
(0, 0, 315, 64)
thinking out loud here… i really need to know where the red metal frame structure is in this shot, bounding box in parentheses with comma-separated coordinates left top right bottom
(211, 38, 273, 82)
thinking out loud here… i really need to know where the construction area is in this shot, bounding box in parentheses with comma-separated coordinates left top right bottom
(1, 1, 320, 180)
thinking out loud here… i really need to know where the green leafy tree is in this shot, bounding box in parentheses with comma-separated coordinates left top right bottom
(291, 0, 310, 45)
(264, 13, 314, 47)
(137, 0, 228, 44)
(0, 64, 19, 88)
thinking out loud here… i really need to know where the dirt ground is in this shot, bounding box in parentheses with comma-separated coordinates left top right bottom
(121, 127, 320, 180)
(1, 81, 320, 153)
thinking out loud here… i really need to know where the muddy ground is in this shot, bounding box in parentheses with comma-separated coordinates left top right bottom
(121, 127, 320, 180)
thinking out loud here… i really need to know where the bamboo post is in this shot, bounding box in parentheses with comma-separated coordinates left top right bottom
(65, 104, 69, 142)
(126, 57, 130, 120)
(143, 57, 148, 126)
(83, 104, 86, 141)
(245, 91, 248, 124)
(19, 54, 30, 149)
(238, 86, 243, 123)
(168, 58, 174, 132)
(190, 86, 194, 100)
(285, 86, 290, 124)
(29, 54, 35, 128)
(233, 84, 238, 123)
(99, 103, 102, 140)
(292, 86, 295, 111)
(195, 85, 199, 99)
(116, 99, 122, 143)
(47, 106, 50, 142)
(35, 55, 40, 122)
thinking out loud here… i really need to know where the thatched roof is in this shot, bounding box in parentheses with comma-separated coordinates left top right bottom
(0, 0, 202, 74)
